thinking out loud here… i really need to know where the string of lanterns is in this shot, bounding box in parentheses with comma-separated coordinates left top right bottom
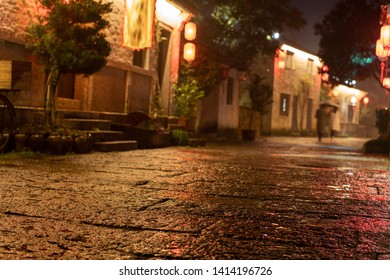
(183, 22, 196, 62)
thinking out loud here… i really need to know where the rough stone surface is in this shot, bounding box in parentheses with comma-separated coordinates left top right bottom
(0, 137, 389, 260)
(0, 0, 133, 65)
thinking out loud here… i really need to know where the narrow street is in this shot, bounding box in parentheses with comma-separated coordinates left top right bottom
(0, 137, 389, 260)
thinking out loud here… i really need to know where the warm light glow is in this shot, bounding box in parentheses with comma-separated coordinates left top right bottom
(322, 73, 329, 82)
(156, 0, 182, 28)
(278, 61, 285, 69)
(183, 43, 196, 62)
(383, 77, 390, 88)
(280, 44, 321, 64)
(376, 39, 390, 61)
(184, 22, 197, 41)
(351, 96, 358, 106)
(238, 71, 247, 81)
(335, 85, 361, 96)
(156, 0, 180, 16)
(380, 24, 390, 49)
(277, 49, 286, 58)
(363, 96, 369, 105)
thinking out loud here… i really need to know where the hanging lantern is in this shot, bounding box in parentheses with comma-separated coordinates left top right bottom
(184, 22, 197, 41)
(376, 40, 390, 60)
(380, 24, 390, 49)
(322, 73, 329, 82)
(183, 43, 196, 62)
(383, 77, 390, 88)
(363, 96, 369, 106)
(351, 96, 358, 107)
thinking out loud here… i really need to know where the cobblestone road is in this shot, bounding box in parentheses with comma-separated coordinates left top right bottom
(0, 137, 389, 260)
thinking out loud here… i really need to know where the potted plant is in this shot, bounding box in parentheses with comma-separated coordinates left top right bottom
(173, 65, 205, 130)
(242, 74, 272, 140)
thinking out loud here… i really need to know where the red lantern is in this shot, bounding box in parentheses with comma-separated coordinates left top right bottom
(383, 77, 390, 88)
(183, 43, 196, 62)
(381, 24, 390, 49)
(184, 22, 197, 41)
(376, 40, 390, 61)
(322, 73, 329, 82)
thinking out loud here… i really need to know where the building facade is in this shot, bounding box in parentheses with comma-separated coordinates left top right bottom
(198, 67, 241, 138)
(0, 0, 192, 124)
(244, 42, 373, 138)
(242, 43, 323, 137)
(267, 43, 323, 135)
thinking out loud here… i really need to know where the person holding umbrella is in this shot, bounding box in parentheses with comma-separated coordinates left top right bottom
(329, 106, 341, 141)
(315, 103, 330, 142)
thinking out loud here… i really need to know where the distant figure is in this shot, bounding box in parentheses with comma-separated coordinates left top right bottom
(315, 104, 329, 142)
(329, 107, 341, 141)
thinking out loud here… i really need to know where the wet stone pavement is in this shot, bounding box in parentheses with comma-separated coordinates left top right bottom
(0, 137, 389, 260)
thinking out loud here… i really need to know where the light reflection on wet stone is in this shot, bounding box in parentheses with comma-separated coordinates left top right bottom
(0, 137, 389, 259)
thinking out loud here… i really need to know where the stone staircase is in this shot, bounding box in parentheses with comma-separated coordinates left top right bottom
(61, 118, 138, 152)
(61, 115, 206, 152)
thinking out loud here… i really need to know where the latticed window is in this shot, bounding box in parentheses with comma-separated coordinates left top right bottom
(286, 51, 294, 69)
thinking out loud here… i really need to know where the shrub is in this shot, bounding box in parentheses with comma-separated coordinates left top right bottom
(171, 130, 189, 146)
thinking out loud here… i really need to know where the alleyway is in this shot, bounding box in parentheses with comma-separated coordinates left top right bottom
(0, 137, 389, 260)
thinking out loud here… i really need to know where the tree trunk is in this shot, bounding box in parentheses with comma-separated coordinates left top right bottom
(44, 70, 60, 129)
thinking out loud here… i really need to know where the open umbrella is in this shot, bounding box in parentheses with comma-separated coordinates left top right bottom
(320, 100, 339, 108)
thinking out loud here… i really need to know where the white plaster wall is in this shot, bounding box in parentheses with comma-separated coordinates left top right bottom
(272, 51, 322, 132)
(217, 69, 240, 132)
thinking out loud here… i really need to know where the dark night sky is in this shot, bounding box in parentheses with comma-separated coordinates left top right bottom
(285, 0, 341, 54)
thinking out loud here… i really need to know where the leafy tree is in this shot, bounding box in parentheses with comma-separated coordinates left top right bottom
(175, 0, 306, 116)
(314, 0, 386, 86)
(186, 0, 306, 69)
(247, 74, 273, 130)
(24, 0, 112, 128)
(173, 64, 205, 120)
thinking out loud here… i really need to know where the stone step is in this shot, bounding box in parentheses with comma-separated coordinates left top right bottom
(89, 130, 124, 142)
(188, 138, 207, 147)
(62, 118, 112, 131)
(94, 140, 138, 152)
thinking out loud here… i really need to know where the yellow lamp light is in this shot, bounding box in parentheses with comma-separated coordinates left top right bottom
(383, 77, 390, 88)
(184, 22, 197, 41)
(381, 24, 390, 49)
(183, 43, 196, 62)
(376, 39, 390, 61)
